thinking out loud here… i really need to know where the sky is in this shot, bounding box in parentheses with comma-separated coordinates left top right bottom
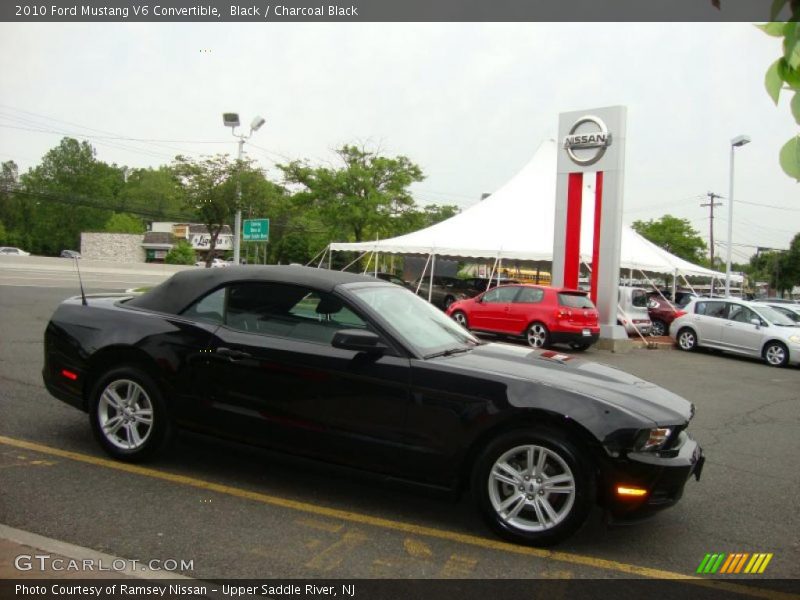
(0, 22, 797, 263)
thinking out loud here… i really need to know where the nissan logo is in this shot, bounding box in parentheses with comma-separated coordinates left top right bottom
(563, 115, 612, 166)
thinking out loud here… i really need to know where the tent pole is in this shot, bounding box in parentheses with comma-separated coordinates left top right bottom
(341, 251, 368, 271)
(305, 245, 327, 267)
(328, 245, 332, 270)
(429, 254, 436, 303)
(487, 257, 499, 291)
(679, 273, 698, 296)
(497, 258, 503, 286)
(672, 269, 677, 302)
(415, 254, 431, 295)
(317, 245, 328, 269)
(638, 269, 674, 310)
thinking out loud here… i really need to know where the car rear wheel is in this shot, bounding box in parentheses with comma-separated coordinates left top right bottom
(452, 311, 469, 328)
(651, 319, 667, 337)
(763, 341, 789, 367)
(89, 366, 173, 462)
(677, 328, 697, 351)
(471, 429, 594, 546)
(526, 322, 550, 348)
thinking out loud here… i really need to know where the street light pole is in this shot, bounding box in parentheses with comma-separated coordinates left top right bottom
(725, 134, 750, 297)
(223, 112, 266, 265)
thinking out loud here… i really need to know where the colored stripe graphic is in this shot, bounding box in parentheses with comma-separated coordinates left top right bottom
(590, 170, 603, 305)
(698, 553, 773, 575)
(563, 172, 583, 290)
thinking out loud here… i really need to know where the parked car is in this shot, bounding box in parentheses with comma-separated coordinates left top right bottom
(446, 284, 600, 350)
(195, 258, 228, 268)
(0, 246, 30, 256)
(646, 292, 696, 337)
(373, 272, 412, 289)
(759, 297, 799, 305)
(43, 265, 703, 546)
(765, 303, 800, 323)
(670, 298, 800, 367)
(60, 249, 81, 259)
(460, 276, 519, 297)
(618, 287, 652, 336)
(412, 275, 470, 309)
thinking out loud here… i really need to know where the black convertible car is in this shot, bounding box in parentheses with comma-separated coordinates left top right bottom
(43, 265, 704, 545)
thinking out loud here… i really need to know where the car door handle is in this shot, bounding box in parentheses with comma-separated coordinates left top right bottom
(216, 347, 252, 360)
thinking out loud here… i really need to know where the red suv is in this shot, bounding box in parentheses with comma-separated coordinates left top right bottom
(445, 284, 600, 350)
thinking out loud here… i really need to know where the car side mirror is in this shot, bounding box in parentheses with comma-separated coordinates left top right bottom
(750, 318, 761, 329)
(332, 329, 386, 355)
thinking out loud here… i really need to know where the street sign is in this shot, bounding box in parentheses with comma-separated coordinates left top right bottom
(243, 218, 269, 241)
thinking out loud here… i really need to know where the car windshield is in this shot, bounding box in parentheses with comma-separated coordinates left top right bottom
(349, 285, 480, 357)
(754, 305, 798, 327)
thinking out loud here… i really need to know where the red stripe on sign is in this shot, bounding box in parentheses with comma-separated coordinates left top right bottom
(563, 172, 583, 289)
(590, 171, 604, 304)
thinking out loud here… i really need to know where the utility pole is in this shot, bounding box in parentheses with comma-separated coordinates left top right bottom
(701, 192, 723, 295)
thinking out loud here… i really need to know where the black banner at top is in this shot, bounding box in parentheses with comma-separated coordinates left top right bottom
(0, 0, 792, 23)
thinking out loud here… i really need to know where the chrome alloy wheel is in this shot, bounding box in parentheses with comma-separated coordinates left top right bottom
(765, 343, 787, 366)
(678, 329, 696, 350)
(98, 379, 154, 450)
(487, 444, 576, 532)
(527, 324, 548, 348)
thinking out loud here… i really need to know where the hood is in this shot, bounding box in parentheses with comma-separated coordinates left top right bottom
(430, 342, 693, 425)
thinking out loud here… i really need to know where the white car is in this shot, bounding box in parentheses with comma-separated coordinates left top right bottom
(195, 258, 228, 268)
(670, 298, 800, 367)
(617, 286, 652, 335)
(0, 246, 30, 256)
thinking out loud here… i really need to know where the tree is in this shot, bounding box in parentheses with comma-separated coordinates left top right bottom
(164, 240, 196, 265)
(173, 154, 239, 268)
(631, 215, 707, 264)
(278, 145, 425, 243)
(119, 166, 186, 220)
(105, 212, 145, 234)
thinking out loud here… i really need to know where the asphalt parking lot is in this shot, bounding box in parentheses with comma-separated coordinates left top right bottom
(1, 282, 798, 589)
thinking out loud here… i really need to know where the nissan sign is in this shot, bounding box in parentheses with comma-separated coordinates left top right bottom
(563, 116, 612, 166)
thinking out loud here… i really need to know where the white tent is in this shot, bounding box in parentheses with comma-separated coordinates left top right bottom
(329, 139, 741, 282)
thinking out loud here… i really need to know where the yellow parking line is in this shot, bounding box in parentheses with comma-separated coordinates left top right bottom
(0, 435, 794, 599)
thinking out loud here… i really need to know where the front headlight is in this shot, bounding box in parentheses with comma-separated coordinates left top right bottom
(788, 335, 800, 344)
(634, 427, 672, 451)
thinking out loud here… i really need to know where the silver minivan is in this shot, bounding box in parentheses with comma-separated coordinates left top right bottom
(670, 298, 800, 367)
(617, 286, 652, 335)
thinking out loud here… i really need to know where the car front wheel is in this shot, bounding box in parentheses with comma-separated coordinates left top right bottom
(471, 429, 594, 546)
(89, 366, 173, 462)
(763, 341, 789, 367)
(526, 322, 550, 348)
(677, 328, 697, 351)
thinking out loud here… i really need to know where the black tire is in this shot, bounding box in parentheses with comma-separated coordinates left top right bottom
(89, 366, 173, 462)
(444, 295, 456, 309)
(452, 310, 469, 329)
(568, 343, 590, 352)
(763, 341, 790, 368)
(525, 322, 550, 349)
(651, 319, 667, 337)
(676, 327, 697, 352)
(471, 428, 595, 546)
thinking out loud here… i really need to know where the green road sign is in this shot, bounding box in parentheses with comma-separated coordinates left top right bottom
(243, 218, 269, 241)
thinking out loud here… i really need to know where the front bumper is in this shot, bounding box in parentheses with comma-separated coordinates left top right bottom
(601, 431, 704, 520)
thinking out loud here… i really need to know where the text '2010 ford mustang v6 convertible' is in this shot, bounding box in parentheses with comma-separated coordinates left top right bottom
(43, 266, 704, 545)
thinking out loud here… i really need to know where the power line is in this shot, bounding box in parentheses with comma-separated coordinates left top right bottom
(734, 199, 800, 212)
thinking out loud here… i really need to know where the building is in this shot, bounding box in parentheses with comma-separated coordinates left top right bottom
(142, 222, 233, 263)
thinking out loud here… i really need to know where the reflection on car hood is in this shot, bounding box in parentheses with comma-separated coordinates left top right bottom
(431, 342, 693, 425)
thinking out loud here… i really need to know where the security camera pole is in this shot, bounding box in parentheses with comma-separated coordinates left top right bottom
(223, 112, 266, 265)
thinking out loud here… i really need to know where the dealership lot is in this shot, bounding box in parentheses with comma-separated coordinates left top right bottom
(0, 283, 798, 584)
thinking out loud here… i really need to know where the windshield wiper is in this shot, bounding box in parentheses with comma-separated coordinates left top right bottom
(425, 346, 475, 359)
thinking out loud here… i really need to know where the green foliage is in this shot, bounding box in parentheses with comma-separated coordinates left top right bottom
(0, 219, 6, 244)
(105, 212, 145, 234)
(279, 144, 425, 243)
(164, 240, 196, 265)
(630, 215, 708, 264)
(756, 13, 800, 180)
(119, 167, 186, 219)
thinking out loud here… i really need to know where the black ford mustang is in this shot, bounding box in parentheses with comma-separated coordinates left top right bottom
(43, 265, 704, 545)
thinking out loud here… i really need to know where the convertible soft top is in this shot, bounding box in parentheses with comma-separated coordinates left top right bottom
(126, 265, 381, 315)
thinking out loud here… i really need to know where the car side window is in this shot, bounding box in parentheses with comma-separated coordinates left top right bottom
(225, 283, 369, 344)
(703, 301, 728, 319)
(515, 287, 544, 303)
(482, 287, 518, 303)
(728, 304, 754, 324)
(181, 287, 226, 325)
